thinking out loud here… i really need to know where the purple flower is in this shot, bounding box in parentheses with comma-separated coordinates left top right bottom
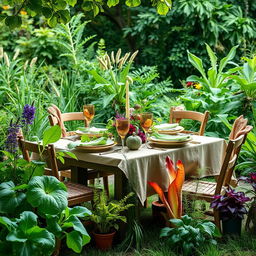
(22, 104, 36, 125)
(138, 129, 146, 143)
(5, 120, 21, 154)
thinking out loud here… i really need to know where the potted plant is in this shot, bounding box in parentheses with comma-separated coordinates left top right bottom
(210, 188, 250, 236)
(240, 172, 256, 234)
(148, 156, 185, 225)
(89, 190, 134, 250)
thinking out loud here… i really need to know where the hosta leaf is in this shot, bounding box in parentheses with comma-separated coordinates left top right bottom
(27, 176, 68, 215)
(66, 230, 83, 253)
(69, 206, 92, 217)
(0, 181, 26, 214)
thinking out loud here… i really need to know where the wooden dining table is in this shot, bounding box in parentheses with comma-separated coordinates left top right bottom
(54, 135, 226, 204)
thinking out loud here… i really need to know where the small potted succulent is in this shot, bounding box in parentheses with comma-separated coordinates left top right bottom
(89, 190, 134, 250)
(210, 188, 250, 235)
(240, 172, 256, 234)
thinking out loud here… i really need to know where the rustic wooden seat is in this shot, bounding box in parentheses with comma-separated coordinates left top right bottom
(47, 105, 111, 196)
(182, 134, 246, 230)
(18, 137, 94, 206)
(169, 107, 209, 136)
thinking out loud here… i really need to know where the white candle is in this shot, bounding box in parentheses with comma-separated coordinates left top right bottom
(125, 79, 130, 118)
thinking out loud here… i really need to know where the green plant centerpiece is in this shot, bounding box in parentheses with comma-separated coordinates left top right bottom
(89, 190, 134, 250)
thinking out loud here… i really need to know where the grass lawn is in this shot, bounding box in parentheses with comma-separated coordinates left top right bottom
(63, 179, 256, 256)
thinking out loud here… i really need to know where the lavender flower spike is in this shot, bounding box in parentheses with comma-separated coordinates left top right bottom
(22, 104, 36, 125)
(5, 120, 21, 154)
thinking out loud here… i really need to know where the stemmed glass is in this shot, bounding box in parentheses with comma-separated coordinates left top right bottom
(116, 118, 130, 152)
(83, 104, 95, 128)
(140, 112, 153, 148)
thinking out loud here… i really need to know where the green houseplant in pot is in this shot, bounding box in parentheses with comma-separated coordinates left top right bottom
(210, 188, 250, 236)
(89, 190, 134, 250)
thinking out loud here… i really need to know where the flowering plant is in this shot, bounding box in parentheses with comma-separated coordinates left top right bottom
(239, 173, 256, 195)
(106, 111, 146, 143)
(210, 188, 250, 221)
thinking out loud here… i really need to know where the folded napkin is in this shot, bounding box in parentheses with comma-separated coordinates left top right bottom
(151, 133, 191, 141)
(154, 123, 179, 130)
(77, 127, 107, 134)
(68, 137, 110, 149)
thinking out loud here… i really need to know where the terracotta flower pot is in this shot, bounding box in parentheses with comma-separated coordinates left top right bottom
(152, 200, 167, 227)
(93, 230, 116, 251)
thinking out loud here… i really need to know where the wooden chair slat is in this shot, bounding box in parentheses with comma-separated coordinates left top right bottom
(169, 108, 209, 136)
(18, 136, 94, 206)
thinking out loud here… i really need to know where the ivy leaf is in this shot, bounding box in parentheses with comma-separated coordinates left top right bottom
(42, 125, 61, 146)
(5, 16, 22, 29)
(125, 0, 141, 7)
(107, 0, 119, 7)
(157, 2, 169, 15)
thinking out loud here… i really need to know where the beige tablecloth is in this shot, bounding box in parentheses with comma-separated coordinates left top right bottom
(54, 135, 226, 204)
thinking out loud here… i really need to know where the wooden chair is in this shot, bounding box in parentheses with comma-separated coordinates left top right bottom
(47, 105, 111, 196)
(182, 134, 246, 230)
(169, 108, 209, 136)
(18, 137, 94, 206)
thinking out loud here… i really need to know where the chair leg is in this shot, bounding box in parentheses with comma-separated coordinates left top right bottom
(103, 176, 109, 197)
(214, 209, 221, 232)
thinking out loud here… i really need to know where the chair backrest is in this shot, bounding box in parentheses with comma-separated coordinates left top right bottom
(215, 134, 246, 195)
(47, 105, 85, 137)
(229, 115, 253, 140)
(18, 136, 60, 180)
(169, 107, 209, 136)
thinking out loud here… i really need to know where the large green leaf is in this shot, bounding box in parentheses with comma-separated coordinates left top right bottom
(7, 211, 55, 256)
(219, 45, 238, 73)
(107, 0, 119, 7)
(205, 43, 217, 70)
(69, 206, 92, 218)
(187, 51, 207, 79)
(0, 181, 26, 214)
(42, 125, 62, 146)
(66, 230, 84, 253)
(27, 176, 68, 215)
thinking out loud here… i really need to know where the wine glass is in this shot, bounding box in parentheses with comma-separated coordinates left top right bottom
(116, 118, 130, 152)
(83, 104, 95, 128)
(140, 112, 153, 148)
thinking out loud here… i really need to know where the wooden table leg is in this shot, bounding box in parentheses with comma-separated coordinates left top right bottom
(114, 171, 127, 200)
(71, 166, 88, 185)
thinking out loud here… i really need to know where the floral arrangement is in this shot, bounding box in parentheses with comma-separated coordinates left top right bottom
(107, 110, 146, 143)
(210, 188, 250, 221)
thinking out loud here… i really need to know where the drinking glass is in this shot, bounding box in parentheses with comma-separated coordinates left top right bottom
(140, 112, 153, 148)
(83, 104, 95, 128)
(116, 118, 130, 152)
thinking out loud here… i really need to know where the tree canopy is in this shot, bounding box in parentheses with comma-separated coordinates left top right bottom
(0, 0, 172, 28)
